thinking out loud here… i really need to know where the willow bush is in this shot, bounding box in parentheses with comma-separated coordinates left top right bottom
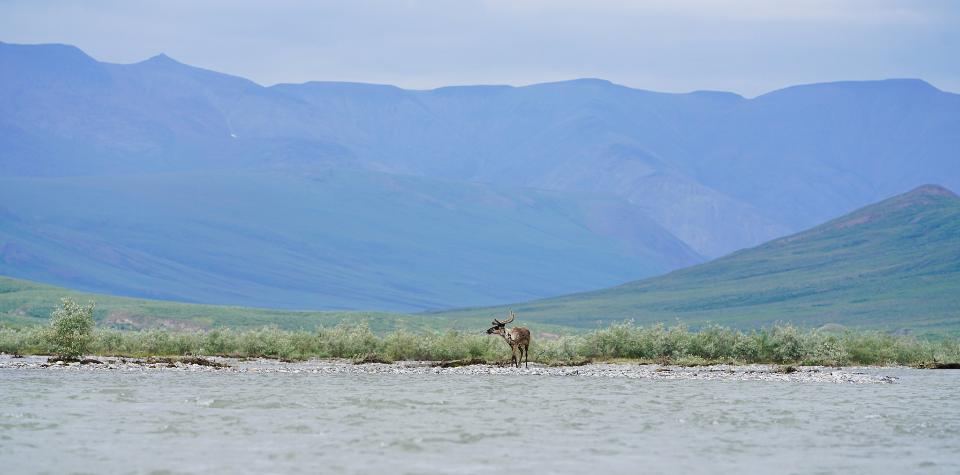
(1, 321, 958, 366)
(46, 298, 96, 360)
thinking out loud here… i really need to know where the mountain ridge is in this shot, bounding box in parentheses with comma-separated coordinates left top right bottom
(4, 42, 953, 97)
(431, 185, 960, 337)
(2, 41, 959, 311)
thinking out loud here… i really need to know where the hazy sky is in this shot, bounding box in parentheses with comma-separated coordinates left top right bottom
(1, 0, 958, 96)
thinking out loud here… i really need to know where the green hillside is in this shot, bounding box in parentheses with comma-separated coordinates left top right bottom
(0, 169, 698, 312)
(0, 275, 574, 334)
(0, 276, 423, 332)
(4, 185, 958, 337)
(433, 185, 960, 337)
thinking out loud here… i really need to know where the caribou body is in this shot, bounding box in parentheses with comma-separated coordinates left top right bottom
(486, 310, 531, 368)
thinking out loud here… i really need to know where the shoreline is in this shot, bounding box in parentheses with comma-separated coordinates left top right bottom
(0, 354, 899, 383)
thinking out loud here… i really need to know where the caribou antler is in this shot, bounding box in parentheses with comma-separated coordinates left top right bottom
(502, 309, 515, 325)
(491, 315, 502, 325)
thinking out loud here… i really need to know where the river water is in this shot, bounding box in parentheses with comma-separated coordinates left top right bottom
(1, 365, 958, 474)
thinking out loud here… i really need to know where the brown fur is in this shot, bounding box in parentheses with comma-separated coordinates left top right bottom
(486, 310, 531, 368)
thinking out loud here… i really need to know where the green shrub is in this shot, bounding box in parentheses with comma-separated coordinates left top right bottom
(768, 324, 804, 363)
(96, 329, 126, 354)
(3, 317, 957, 366)
(0, 327, 47, 355)
(689, 325, 736, 360)
(321, 323, 380, 358)
(383, 329, 420, 361)
(805, 334, 849, 366)
(46, 298, 96, 360)
(202, 329, 231, 356)
(732, 331, 761, 362)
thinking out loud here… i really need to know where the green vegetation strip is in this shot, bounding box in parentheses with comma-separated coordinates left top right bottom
(3, 300, 958, 367)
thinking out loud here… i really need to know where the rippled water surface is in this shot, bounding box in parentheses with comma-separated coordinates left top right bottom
(2, 368, 958, 474)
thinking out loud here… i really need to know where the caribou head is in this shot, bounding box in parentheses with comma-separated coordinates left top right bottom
(485, 309, 515, 335)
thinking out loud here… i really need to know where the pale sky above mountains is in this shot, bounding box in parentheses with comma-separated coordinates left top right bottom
(1, 0, 958, 96)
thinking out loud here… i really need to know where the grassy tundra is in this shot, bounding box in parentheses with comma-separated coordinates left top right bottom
(2, 301, 958, 367)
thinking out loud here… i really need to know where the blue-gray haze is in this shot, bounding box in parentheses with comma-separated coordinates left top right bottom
(1, 0, 958, 96)
(0, 42, 958, 310)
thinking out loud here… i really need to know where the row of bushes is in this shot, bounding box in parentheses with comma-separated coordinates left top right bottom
(2, 300, 958, 366)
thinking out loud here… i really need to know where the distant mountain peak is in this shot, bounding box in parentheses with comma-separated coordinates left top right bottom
(812, 184, 958, 234)
(903, 184, 958, 199)
(120, 51, 260, 89)
(755, 78, 945, 102)
(140, 53, 182, 66)
(875, 78, 940, 92)
(877, 184, 960, 212)
(0, 41, 97, 66)
(567, 77, 614, 85)
(529, 78, 616, 89)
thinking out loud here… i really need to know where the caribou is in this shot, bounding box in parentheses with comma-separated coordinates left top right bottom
(486, 310, 531, 368)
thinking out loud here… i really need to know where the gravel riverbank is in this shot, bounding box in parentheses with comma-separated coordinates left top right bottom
(0, 354, 898, 383)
